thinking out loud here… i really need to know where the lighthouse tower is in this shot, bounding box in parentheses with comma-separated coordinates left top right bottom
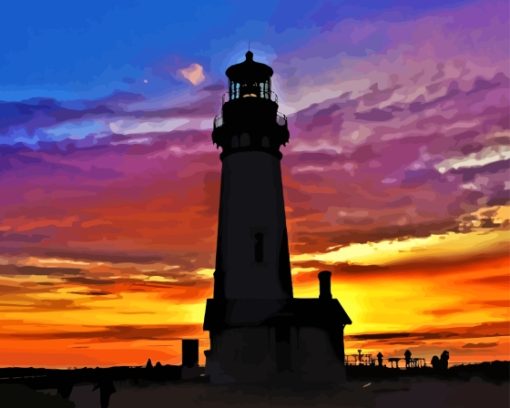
(204, 52, 351, 384)
(211, 51, 292, 301)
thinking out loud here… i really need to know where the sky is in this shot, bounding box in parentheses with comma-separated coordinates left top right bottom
(0, 0, 509, 368)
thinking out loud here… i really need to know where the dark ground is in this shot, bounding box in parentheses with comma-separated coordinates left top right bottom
(0, 362, 508, 408)
(49, 378, 510, 408)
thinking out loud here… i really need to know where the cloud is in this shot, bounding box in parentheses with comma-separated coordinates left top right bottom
(291, 251, 510, 284)
(0, 265, 81, 276)
(11, 321, 503, 346)
(4, 324, 204, 342)
(68, 290, 112, 296)
(354, 107, 394, 121)
(462, 342, 499, 349)
(0, 298, 86, 312)
(347, 322, 510, 342)
(0, 84, 220, 147)
(0, 0, 508, 366)
(424, 308, 465, 318)
(179, 63, 206, 85)
(467, 274, 510, 286)
(109, 118, 189, 135)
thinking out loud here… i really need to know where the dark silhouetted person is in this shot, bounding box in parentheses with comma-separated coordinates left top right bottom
(431, 355, 440, 370)
(440, 350, 449, 370)
(404, 349, 412, 368)
(377, 352, 383, 367)
(56, 376, 73, 400)
(93, 378, 116, 408)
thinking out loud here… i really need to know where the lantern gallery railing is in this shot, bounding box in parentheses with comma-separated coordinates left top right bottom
(213, 112, 287, 129)
(214, 115, 223, 129)
(276, 112, 287, 126)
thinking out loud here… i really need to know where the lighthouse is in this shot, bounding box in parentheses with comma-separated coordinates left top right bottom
(203, 51, 351, 384)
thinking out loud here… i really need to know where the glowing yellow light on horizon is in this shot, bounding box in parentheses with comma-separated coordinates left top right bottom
(145, 275, 178, 283)
(291, 228, 509, 267)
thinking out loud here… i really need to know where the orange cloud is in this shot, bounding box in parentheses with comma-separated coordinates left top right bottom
(179, 63, 205, 85)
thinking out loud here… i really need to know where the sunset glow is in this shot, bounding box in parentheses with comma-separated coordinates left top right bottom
(1, 0, 509, 368)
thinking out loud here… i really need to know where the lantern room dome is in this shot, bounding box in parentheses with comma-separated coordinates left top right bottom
(226, 51, 273, 82)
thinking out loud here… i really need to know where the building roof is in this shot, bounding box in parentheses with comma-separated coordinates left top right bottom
(225, 51, 274, 82)
(203, 298, 351, 331)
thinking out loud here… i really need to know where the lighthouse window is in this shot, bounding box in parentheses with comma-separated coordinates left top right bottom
(254, 233, 264, 263)
(230, 82, 238, 100)
(240, 133, 250, 147)
(241, 82, 258, 98)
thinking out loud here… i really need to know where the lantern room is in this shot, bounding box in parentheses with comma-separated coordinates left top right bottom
(225, 51, 274, 100)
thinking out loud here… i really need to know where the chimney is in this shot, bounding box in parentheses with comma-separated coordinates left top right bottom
(318, 270, 332, 299)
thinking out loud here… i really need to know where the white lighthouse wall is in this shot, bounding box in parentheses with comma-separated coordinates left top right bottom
(206, 327, 277, 383)
(294, 327, 346, 382)
(218, 150, 290, 299)
(206, 326, 345, 384)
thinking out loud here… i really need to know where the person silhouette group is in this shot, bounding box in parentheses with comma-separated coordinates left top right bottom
(431, 350, 450, 371)
(373, 349, 449, 371)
